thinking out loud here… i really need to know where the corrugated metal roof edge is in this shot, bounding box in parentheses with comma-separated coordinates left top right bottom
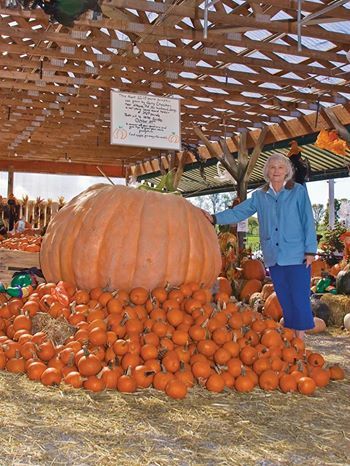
(182, 167, 348, 198)
(139, 125, 350, 197)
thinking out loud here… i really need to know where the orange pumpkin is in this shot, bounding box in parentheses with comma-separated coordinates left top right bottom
(261, 283, 274, 300)
(40, 185, 221, 291)
(239, 279, 262, 301)
(242, 259, 266, 281)
(311, 259, 328, 278)
(216, 277, 232, 296)
(263, 292, 283, 321)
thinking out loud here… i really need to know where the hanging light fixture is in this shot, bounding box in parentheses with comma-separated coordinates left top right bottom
(132, 42, 140, 55)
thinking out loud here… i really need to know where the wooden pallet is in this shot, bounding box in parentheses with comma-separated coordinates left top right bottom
(0, 249, 41, 284)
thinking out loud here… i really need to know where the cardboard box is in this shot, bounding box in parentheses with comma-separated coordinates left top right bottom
(0, 249, 41, 284)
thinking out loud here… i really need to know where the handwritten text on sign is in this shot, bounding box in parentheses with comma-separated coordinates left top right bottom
(110, 91, 181, 150)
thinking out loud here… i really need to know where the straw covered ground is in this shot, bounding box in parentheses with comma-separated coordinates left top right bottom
(0, 330, 349, 466)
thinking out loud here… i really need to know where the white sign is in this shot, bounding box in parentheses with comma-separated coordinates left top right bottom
(110, 91, 181, 150)
(237, 219, 249, 232)
(339, 200, 350, 228)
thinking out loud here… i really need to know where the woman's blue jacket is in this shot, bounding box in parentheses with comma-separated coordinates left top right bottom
(214, 181, 317, 267)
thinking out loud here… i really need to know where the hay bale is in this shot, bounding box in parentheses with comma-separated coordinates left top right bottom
(32, 312, 76, 346)
(320, 294, 350, 327)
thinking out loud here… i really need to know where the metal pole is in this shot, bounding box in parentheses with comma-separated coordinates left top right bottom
(297, 0, 302, 52)
(328, 179, 335, 229)
(204, 0, 209, 39)
(96, 166, 116, 185)
(203, 0, 220, 39)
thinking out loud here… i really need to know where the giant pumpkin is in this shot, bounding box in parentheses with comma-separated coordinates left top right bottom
(40, 184, 221, 291)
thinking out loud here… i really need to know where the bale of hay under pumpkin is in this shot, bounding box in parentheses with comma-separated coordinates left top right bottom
(320, 294, 350, 327)
(32, 312, 76, 346)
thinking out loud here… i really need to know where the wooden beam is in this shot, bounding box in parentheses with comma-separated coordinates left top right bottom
(245, 125, 270, 182)
(322, 107, 350, 144)
(1, 8, 349, 59)
(0, 160, 126, 178)
(105, 0, 350, 21)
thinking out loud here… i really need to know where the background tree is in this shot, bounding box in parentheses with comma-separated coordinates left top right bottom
(248, 217, 259, 235)
(189, 192, 235, 213)
(323, 198, 346, 227)
(312, 203, 325, 230)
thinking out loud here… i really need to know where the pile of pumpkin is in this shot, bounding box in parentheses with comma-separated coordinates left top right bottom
(0, 280, 345, 399)
(0, 233, 41, 252)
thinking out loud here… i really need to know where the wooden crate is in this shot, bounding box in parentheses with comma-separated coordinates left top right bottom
(0, 249, 41, 284)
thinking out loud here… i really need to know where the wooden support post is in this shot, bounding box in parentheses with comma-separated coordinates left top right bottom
(328, 179, 335, 229)
(193, 124, 270, 251)
(7, 166, 14, 197)
(173, 151, 191, 189)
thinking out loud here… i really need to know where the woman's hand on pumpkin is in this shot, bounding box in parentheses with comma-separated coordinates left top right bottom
(201, 209, 214, 225)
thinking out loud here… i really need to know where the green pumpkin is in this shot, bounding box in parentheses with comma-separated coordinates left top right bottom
(336, 270, 350, 295)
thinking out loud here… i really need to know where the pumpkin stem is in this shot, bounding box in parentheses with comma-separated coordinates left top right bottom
(158, 348, 168, 360)
(137, 169, 182, 195)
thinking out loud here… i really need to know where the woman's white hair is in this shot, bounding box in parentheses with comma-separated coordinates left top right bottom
(263, 153, 294, 183)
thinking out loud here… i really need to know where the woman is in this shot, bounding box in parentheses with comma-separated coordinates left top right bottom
(203, 154, 317, 339)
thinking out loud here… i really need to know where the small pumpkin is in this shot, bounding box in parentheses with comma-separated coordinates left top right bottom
(259, 369, 279, 391)
(206, 373, 225, 393)
(309, 367, 330, 388)
(241, 259, 266, 281)
(216, 277, 232, 296)
(41, 367, 62, 386)
(263, 292, 283, 321)
(307, 352, 325, 368)
(64, 371, 84, 388)
(279, 373, 297, 393)
(77, 349, 103, 376)
(83, 375, 106, 392)
(261, 283, 274, 300)
(329, 365, 345, 380)
(239, 279, 262, 301)
(235, 370, 255, 393)
(297, 376, 316, 395)
(165, 379, 188, 399)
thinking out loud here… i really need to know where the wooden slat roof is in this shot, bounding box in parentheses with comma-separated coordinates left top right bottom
(1, 0, 350, 178)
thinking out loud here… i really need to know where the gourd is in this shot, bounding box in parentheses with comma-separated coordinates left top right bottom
(310, 298, 331, 325)
(344, 313, 350, 330)
(306, 317, 327, 334)
(40, 184, 221, 291)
